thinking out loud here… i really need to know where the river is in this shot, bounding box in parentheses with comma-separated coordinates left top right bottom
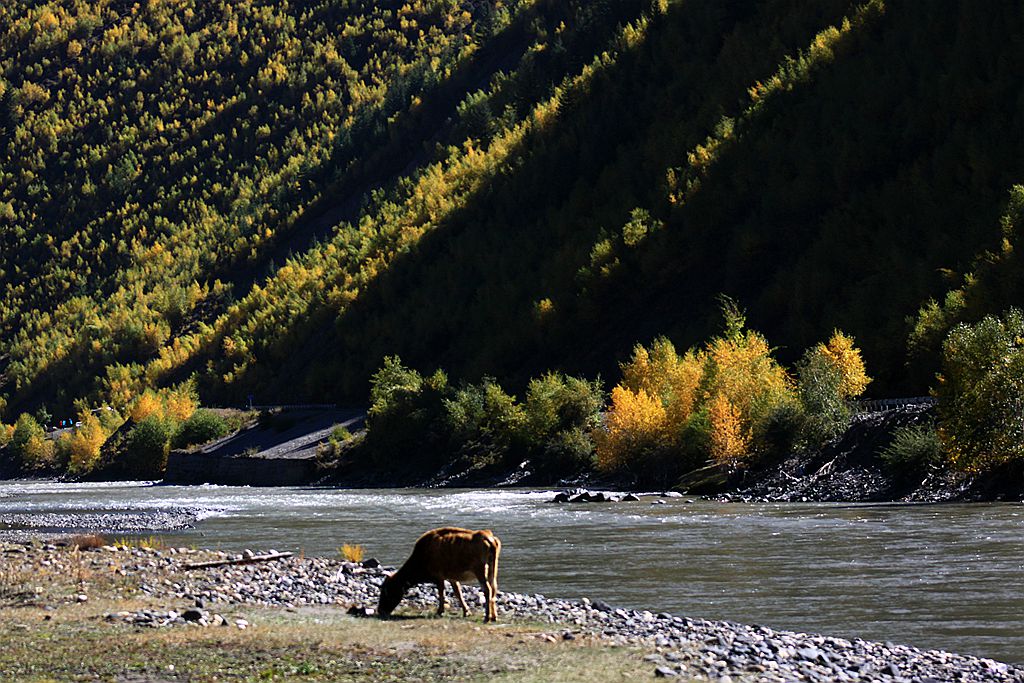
(1, 481, 1022, 664)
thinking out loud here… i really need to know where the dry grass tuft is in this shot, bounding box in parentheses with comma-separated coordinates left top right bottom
(114, 535, 167, 550)
(340, 543, 365, 563)
(68, 533, 109, 550)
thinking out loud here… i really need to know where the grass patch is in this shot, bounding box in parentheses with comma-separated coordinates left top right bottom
(0, 603, 653, 681)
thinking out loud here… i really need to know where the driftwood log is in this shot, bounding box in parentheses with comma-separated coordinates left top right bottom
(183, 551, 293, 570)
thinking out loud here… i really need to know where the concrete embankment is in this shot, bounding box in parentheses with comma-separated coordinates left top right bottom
(164, 408, 364, 486)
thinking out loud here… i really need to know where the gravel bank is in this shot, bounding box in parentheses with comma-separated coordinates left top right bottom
(3, 541, 1020, 682)
(0, 507, 214, 542)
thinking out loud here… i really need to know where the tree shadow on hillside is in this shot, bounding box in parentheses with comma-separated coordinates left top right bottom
(261, 0, 868, 399)
(304, 0, 1024, 399)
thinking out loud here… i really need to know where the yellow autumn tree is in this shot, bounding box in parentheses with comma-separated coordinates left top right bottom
(707, 393, 749, 464)
(796, 330, 871, 446)
(128, 382, 197, 424)
(66, 412, 108, 473)
(21, 434, 56, 468)
(164, 384, 198, 422)
(817, 331, 871, 398)
(130, 391, 163, 422)
(621, 337, 703, 429)
(594, 386, 667, 473)
(704, 329, 793, 429)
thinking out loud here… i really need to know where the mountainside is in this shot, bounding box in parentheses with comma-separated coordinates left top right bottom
(2, 0, 1023, 417)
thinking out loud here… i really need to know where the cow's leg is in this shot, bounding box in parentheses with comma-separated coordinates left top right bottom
(477, 568, 493, 623)
(436, 580, 446, 616)
(453, 581, 470, 616)
(488, 550, 500, 622)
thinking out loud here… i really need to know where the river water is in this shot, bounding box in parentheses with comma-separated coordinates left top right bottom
(1, 481, 1022, 664)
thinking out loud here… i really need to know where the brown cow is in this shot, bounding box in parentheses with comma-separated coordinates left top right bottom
(377, 527, 501, 622)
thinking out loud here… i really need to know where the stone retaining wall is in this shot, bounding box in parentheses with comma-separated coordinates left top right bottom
(164, 451, 318, 486)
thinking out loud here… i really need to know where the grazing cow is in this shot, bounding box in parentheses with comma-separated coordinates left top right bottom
(377, 527, 501, 622)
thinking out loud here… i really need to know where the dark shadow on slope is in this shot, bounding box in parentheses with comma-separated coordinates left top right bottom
(192, 0, 665, 404)
(313, 0, 1024, 399)
(579, 0, 1024, 393)
(271, 0, 865, 400)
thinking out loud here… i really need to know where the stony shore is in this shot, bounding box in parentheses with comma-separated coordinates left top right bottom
(2, 540, 1020, 682)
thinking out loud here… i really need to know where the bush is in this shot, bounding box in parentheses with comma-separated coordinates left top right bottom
(536, 427, 596, 474)
(363, 357, 451, 471)
(523, 372, 604, 438)
(594, 386, 669, 475)
(20, 433, 57, 469)
(9, 414, 55, 468)
(796, 349, 849, 446)
(125, 415, 175, 475)
(796, 331, 871, 448)
(339, 543, 365, 563)
(10, 413, 43, 454)
(174, 409, 230, 448)
(443, 379, 526, 468)
(936, 309, 1024, 471)
(881, 424, 944, 476)
(0, 422, 14, 446)
(523, 372, 604, 476)
(596, 306, 798, 479)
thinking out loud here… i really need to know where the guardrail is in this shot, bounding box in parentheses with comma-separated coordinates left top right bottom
(855, 396, 937, 413)
(248, 403, 338, 411)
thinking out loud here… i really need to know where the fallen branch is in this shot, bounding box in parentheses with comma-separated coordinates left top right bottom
(183, 552, 293, 570)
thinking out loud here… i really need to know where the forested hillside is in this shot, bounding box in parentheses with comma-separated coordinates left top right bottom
(1, 0, 1022, 420)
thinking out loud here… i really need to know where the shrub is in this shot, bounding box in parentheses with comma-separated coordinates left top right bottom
(369, 355, 426, 418)
(0, 422, 14, 446)
(20, 433, 56, 469)
(174, 409, 230, 448)
(125, 415, 175, 474)
(702, 327, 794, 465)
(330, 425, 353, 442)
(9, 414, 55, 468)
(523, 372, 604, 438)
(10, 413, 43, 453)
(597, 307, 798, 477)
(621, 337, 702, 429)
(936, 309, 1024, 471)
(881, 424, 944, 476)
(443, 379, 526, 467)
(536, 427, 596, 474)
(796, 348, 849, 445)
(363, 357, 451, 471)
(796, 331, 870, 447)
(523, 372, 604, 475)
(69, 534, 109, 550)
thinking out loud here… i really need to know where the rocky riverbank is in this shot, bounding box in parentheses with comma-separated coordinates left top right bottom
(0, 506, 215, 543)
(719, 407, 1023, 504)
(2, 539, 1020, 682)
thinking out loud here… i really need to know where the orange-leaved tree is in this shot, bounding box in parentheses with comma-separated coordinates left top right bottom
(594, 386, 668, 475)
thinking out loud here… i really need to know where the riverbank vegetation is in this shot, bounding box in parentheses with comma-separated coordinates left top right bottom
(349, 305, 872, 486)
